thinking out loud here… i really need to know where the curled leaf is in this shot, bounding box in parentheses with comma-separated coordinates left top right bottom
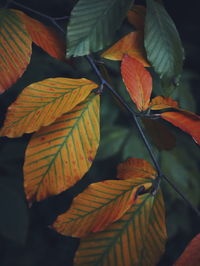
(101, 31, 150, 66)
(121, 55, 152, 111)
(52, 178, 152, 237)
(150, 96, 178, 110)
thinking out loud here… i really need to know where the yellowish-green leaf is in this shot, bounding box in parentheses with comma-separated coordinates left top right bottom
(24, 94, 100, 202)
(0, 78, 97, 137)
(0, 9, 32, 93)
(52, 177, 152, 237)
(74, 190, 167, 266)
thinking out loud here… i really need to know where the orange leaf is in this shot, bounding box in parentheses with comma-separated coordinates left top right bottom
(52, 178, 152, 237)
(101, 31, 150, 66)
(150, 96, 178, 110)
(127, 5, 146, 30)
(0, 9, 32, 93)
(121, 55, 152, 111)
(117, 158, 156, 180)
(173, 234, 200, 266)
(161, 110, 200, 145)
(16, 10, 65, 60)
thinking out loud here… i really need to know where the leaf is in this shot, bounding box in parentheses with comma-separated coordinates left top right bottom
(101, 32, 150, 66)
(144, 0, 184, 89)
(142, 118, 176, 150)
(161, 111, 200, 145)
(96, 126, 129, 160)
(127, 5, 146, 30)
(149, 96, 200, 145)
(74, 190, 167, 266)
(117, 158, 156, 180)
(121, 55, 152, 111)
(15, 10, 66, 60)
(0, 78, 97, 137)
(150, 96, 178, 110)
(0, 9, 32, 93)
(23, 94, 100, 202)
(173, 234, 200, 266)
(52, 178, 152, 237)
(66, 0, 134, 56)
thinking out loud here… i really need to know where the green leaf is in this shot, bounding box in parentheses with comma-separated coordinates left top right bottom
(96, 126, 129, 160)
(66, 0, 134, 57)
(144, 0, 184, 90)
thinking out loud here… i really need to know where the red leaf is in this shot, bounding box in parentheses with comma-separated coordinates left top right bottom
(121, 55, 152, 111)
(161, 110, 200, 145)
(173, 234, 200, 266)
(16, 10, 66, 60)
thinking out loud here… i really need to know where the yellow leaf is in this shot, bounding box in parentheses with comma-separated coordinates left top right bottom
(101, 31, 150, 67)
(149, 96, 178, 110)
(74, 190, 167, 266)
(15, 10, 66, 60)
(0, 78, 97, 137)
(0, 9, 32, 93)
(117, 158, 157, 180)
(24, 94, 100, 202)
(52, 177, 152, 237)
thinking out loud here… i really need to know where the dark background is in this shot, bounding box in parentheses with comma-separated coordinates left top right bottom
(0, 0, 199, 265)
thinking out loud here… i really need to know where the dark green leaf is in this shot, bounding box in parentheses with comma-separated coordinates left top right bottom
(96, 126, 129, 160)
(66, 0, 134, 56)
(144, 0, 184, 91)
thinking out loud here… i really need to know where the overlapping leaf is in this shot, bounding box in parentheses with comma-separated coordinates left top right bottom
(66, 0, 133, 56)
(121, 55, 152, 111)
(0, 9, 32, 93)
(127, 5, 146, 30)
(101, 32, 149, 66)
(149, 96, 200, 145)
(117, 158, 156, 180)
(173, 234, 200, 266)
(15, 10, 66, 60)
(24, 94, 100, 202)
(144, 0, 184, 90)
(0, 78, 97, 137)
(52, 178, 152, 237)
(74, 190, 167, 266)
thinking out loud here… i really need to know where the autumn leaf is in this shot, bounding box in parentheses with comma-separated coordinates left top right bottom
(101, 31, 150, 66)
(23, 94, 100, 202)
(173, 234, 200, 266)
(52, 178, 152, 237)
(15, 10, 66, 60)
(74, 190, 167, 266)
(0, 9, 32, 93)
(0, 78, 97, 137)
(149, 96, 200, 145)
(142, 118, 176, 150)
(127, 5, 146, 30)
(121, 55, 152, 111)
(161, 111, 200, 145)
(150, 96, 178, 110)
